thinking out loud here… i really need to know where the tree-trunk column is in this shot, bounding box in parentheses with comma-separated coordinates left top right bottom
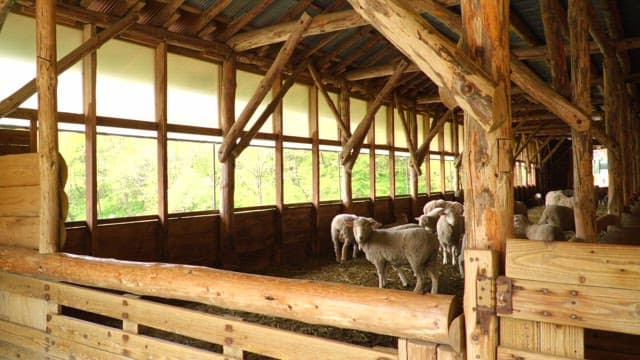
(36, 0, 60, 254)
(219, 55, 237, 267)
(339, 82, 352, 212)
(603, 54, 623, 217)
(460, 0, 512, 359)
(569, 0, 596, 242)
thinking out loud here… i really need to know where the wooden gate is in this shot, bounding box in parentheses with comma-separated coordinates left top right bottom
(496, 239, 640, 359)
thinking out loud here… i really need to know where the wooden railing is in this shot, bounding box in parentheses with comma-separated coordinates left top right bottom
(0, 246, 464, 359)
(497, 239, 640, 359)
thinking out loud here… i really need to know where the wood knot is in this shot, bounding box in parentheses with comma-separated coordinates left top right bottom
(461, 82, 475, 96)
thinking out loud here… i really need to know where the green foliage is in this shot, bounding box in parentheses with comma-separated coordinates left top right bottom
(235, 146, 275, 207)
(444, 158, 456, 192)
(352, 154, 370, 199)
(97, 134, 158, 219)
(284, 148, 312, 203)
(168, 140, 216, 213)
(59, 131, 86, 221)
(430, 157, 442, 193)
(319, 151, 340, 201)
(375, 155, 390, 197)
(395, 155, 410, 195)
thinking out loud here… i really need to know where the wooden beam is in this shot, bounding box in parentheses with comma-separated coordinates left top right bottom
(231, 60, 309, 158)
(540, 0, 570, 98)
(415, 109, 452, 167)
(0, 0, 14, 32)
(347, 0, 498, 131)
(345, 63, 420, 81)
(514, 122, 545, 159)
(509, 7, 541, 46)
(307, 63, 350, 142)
(217, 0, 276, 41)
(569, 0, 596, 242)
(83, 23, 98, 256)
(541, 138, 566, 165)
(217, 13, 312, 163)
(150, 0, 185, 27)
(219, 55, 236, 266)
(0, 7, 141, 117)
(341, 60, 409, 166)
(228, 10, 368, 52)
(339, 82, 352, 210)
(188, 0, 232, 36)
(155, 41, 169, 261)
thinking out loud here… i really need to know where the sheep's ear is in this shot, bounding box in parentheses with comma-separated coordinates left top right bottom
(344, 220, 354, 228)
(370, 219, 383, 229)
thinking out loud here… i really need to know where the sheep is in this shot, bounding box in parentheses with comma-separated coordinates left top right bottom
(415, 207, 445, 232)
(381, 213, 409, 228)
(513, 214, 565, 241)
(436, 208, 464, 266)
(537, 205, 575, 231)
(330, 214, 379, 263)
(422, 199, 463, 216)
(514, 201, 528, 217)
(545, 190, 575, 208)
(351, 217, 440, 294)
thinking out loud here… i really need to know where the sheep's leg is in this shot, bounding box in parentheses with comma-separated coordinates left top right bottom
(451, 246, 458, 266)
(351, 242, 359, 259)
(458, 258, 464, 278)
(374, 260, 388, 288)
(332, 238, 341, 263)
(391, 265, 409, 287)
(426, 257, 440, 294)
(442, 246, 449, 265)
(340, 240, 350, 263)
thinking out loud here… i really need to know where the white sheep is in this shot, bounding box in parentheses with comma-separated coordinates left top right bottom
(415, 207, 445, 232)
(513, 214, 565, 241)
(330, 214, 377, 263)
(423, 199, 448, 214)
(436, 208, 464, 266)
(545, 190, 575, 208)
(537, 205, 575, 231)
(351, 217, 440, 294)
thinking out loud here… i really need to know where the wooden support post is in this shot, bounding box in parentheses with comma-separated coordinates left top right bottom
(540, 0, 570, 97)
(36, 0, 59, 254)
(217, 13, 312, 163)
(0, 7, 141, 117)
(310, 85, 320, 255)
(155, 41, 169, 261)
(460, 1, 512, 359)
(569, 0, 596, 242)
(273, 74, 284, 265)
(339, 82, 352, 211)
(219, 55, 236, 267)
(83, 23, 98, 256)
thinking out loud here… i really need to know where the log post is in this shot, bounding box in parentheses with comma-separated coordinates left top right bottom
(155, 41, 169, 261)
(568, 0, 596, 242)
(339, 81, 352, 212)
(219, 55, 237, 267)
(83, 23, 98, 256)
(273, 74, 284, 265)
(36, 0, 60, 254)
(460, 1, 512, 359)
(310, 85, 320, 255)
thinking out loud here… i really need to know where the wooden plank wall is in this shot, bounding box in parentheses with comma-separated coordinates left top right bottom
(0, 129, 31, 155)
(0, 153, 40, 249)
(94, 220, 161, 261)
(168, 215, 219, 266)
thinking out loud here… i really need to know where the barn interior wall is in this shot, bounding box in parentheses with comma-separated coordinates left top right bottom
(546, 141, 574, 191)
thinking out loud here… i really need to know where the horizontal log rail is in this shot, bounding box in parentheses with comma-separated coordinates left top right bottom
(0, 245, 463, 349)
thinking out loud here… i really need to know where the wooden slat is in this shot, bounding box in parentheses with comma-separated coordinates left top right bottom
(0, 339, 54, 360)
(48, 315, 226, 360)
(0, 319, 129, 360)
(0, 290, 46, 330)
(0, 246, 459, 346)
(0, 217, 38, 248)
(0, 186, 40, 217)
(498, 346, 582, 360)
(398, 338, 437, 360)
(501, 278, 640, 336)
(436, 344, 465, 360)
(0, 272, 397, 360)
(506, 239, 640, 291)
(0, 153, 39, 187)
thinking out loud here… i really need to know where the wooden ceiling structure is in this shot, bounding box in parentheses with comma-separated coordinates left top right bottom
(2, 0, 639, 143)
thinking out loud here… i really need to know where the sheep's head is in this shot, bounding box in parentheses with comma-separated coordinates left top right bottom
(352, 217, 377, 245)
(512, 214, 529, 238)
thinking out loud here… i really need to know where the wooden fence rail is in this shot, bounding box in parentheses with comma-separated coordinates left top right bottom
(0, 245, 464, 359)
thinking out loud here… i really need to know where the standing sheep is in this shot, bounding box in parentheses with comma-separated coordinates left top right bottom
(351, 217, 440, 294)
(330, 214, 379, 263)
(545, 190, 575, 208)
(537, 205, 575, 231)
(415, 207, 445, 232)
(436, 208, 465, 266)
(513, 214, 565, 241)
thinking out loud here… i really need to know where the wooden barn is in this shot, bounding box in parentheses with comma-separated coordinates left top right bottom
(0, 0, 639, 359)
